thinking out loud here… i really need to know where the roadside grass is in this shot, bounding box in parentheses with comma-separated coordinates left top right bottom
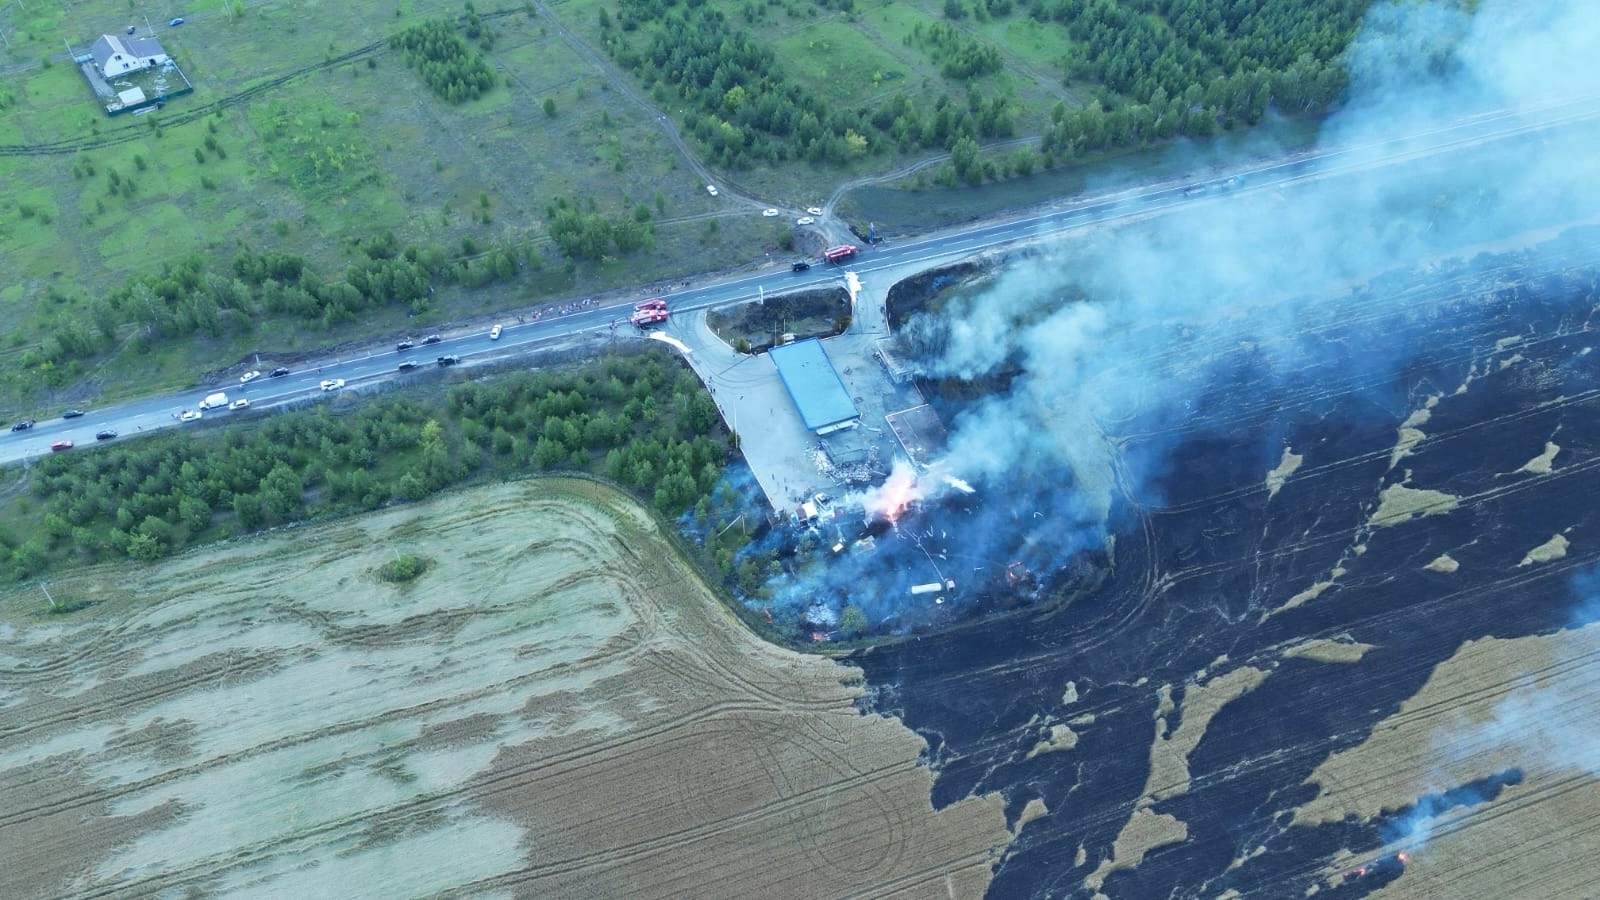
(840, 114, 1327, 230)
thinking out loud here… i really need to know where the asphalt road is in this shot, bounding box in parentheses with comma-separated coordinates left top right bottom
(6, 96, 1599, 466)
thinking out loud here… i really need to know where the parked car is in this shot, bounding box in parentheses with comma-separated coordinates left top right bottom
(806, 206, 823, 215)
(96, 429, 118, 441)
(421, 334, 442, 345)
(437, 355, 461, 367)
(320, 379, 345, 391)
(62, 409, 86, 419)
(396, 339, 414, 351)
(179, 409, 202, 422)
(397, 361, 420, 372)
(229, 398, 250, 410)
(11, 419, 34, 432)
(269, 367, 291, 377)
(240, 370, 261, 384)
(791, 261, 811, 272)
(50, 440, 73, 452)
(706, 184, 719, 196)
(169, 17, 184, 26)
(762, 208, 780, 217)
(795, 216, 815, 226)
(490, 324, 503, 340)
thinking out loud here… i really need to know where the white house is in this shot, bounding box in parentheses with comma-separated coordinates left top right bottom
(89, 34, 170, 79)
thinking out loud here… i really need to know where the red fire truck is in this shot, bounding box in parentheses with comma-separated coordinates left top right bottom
(630, 306, 669, 328)
(823, 244, 858, 263)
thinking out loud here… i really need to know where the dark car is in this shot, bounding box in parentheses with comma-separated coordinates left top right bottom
(436, 355, 460, 367)
(11, 419, 34, 432)
(169, 17, 184, 26)
(62, 409, 86, 419)
(96, 429, 118, 441)
(791, 261, 811, 272)
(270, 367, 291, 377)
(396, 339, 415, 351)
(421, 334, 443, 345)
(397, 361, 420, 372)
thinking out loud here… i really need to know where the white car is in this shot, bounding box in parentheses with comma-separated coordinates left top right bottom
(490, 324, 503, 340)
(320, 379, 345, 392)
(240, 370, 261, 384)
(806, 206, 823, 215)
(706, 185, 719, 196)
(229, 398, 250, 410)
(179, 409, 202, 422)
(761, 208, 779, 217)
(795, 216, 815, 226)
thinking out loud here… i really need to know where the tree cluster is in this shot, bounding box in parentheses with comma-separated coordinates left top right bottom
(600, 0, 1366, 172)
(4, 349, 735, 579)
(545, 197, 655, 261)
(600, 2, 1013, 167)
(905, 22, 1004, 81)
(18, 236, 532, 391)
(393, 19, 498, 103)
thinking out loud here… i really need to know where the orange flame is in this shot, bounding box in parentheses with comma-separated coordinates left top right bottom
(861, 460, 924, 524)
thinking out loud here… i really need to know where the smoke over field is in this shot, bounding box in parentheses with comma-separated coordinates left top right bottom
(834, 1, 1600, 897)
(821, 0, 1600, 634)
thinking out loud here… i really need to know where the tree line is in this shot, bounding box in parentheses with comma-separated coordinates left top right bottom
(599, 1, 1014, 168)
(4, 349, 737, 579)
(18, 233, 530, 392)
(598, 0, 1369, 175)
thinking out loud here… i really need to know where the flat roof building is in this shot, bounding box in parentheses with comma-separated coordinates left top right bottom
(768, 338, 860, 435)
(885, 404, 948, 469)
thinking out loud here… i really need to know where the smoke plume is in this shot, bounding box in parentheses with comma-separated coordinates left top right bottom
(912, 0, 1600, 558)
(756, 0, 1600, 634)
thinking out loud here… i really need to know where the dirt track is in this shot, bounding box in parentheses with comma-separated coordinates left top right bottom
(0, 479, 1010, 898)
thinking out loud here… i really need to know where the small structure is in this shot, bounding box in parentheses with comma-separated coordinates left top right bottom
(90, 34, 170, 79)
(768, 338, 860, 435)
(873, 337, 917, 385)
(77, 32, 193, 115)
(885, 404, 948, 469)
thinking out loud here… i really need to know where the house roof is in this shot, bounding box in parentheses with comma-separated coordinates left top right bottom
(90, 34, 168, 69)
(768, 338, 860, 433)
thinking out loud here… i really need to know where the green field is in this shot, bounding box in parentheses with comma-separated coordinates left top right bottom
(0, 0, 791, 407)
(0, 0, 1371, 409)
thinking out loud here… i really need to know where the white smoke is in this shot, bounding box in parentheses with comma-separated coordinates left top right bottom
(909, 0, 1600, 536)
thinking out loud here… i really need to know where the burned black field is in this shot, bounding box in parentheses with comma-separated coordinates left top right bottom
(853, 232, 1600, 898)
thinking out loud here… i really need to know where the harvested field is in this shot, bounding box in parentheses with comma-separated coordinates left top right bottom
(0, 479, 1010, 898)
(1296, 623, 1600, 897)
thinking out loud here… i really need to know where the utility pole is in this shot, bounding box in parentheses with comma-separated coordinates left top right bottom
(40, 582, 57, 610)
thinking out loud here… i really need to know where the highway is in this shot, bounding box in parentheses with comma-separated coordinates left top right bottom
(5, 95, 1599, 466)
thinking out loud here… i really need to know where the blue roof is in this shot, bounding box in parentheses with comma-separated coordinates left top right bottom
(768, 338, 859, 432)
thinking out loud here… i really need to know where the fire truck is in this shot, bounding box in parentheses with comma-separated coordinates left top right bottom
(635, 298, 667, 311)
(823, 244, 858, 264)
(630, 304, 669, 328)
